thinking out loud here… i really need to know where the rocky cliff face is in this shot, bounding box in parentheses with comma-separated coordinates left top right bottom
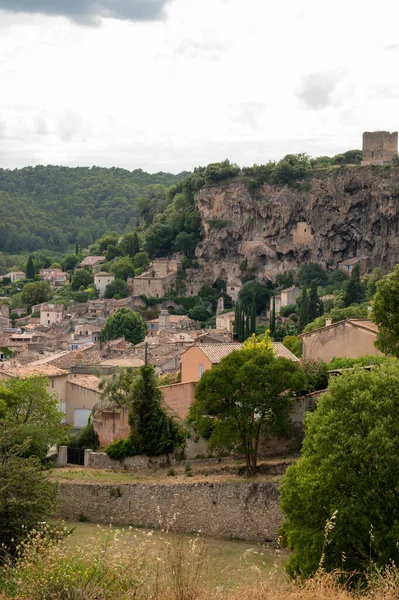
(194, 166, 399, 283)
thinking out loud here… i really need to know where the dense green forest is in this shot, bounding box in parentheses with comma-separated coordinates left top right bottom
(0, 165, 188, 253)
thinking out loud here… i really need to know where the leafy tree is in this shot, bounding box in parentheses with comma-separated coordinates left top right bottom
(174, 231, 198, 257)
(71, 268, 94, 291)
(61, 253, 81, 272)
(299, 288, 309, 328)
(328, 269, 348, 287)
(25, 255, 35, 280)
(100, 308, 147, 345)
(362, 267, 385, 300)
(21, 281, 52, 307)
(189, 341, 305, 475)
(120, 231, 140, 257)
(109, 257, 135, 280)
(104, 278, 129, 299)
(272, 153, 311, 185)
(99, 367, 139, 407)
(280, 360, 399, 578)
(280, 304, 298, 318)
(343, 263, 365, 306)
(133, 251, 150, 270)
(105, 365, 185, 459)
(373, 264, 399, 356)
(188, 304, 212, 323)
(238, 280, 272, 314)
(65, 423, 99, 450)
(282, 335, 302, 358)
(298, 263, 328, 286)
(308, 280, 323, 321)
(304, 303, 369, 333)
(275, 270, 294, 288)
(0, 376, 66, 460)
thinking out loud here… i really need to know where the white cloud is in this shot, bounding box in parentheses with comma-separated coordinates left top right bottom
(0, 0, 398, 171)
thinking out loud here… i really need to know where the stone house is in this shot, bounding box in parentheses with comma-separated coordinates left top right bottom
(94, 272, 115, 298)
(6, 271, 25, 283)
(39, 268, 68, 284)
(40, 303, 65, 326)
(216, 311, 235, 332)
(338, 257, 362, 275)
(298, 319, 382, 362)
(87, 300, 107, 319)
(362, 131, 398, 165)
(146, 311, 198, 339)
(78, 256, 105, 272)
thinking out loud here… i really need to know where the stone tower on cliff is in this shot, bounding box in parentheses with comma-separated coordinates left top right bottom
(362, 131, 398, 165)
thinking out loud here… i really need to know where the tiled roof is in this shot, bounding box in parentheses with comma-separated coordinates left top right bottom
(193, 342, 299, 363)
(94, 272, 113, 277)
(68, 375, 101, 392)
(298, 318, 378, 338)
(348, 319, 379, 333)
(100, 357, 145, 367)
(79, 256, 105, 267)
(1, 364, 68, 378)
(147, 315, 191, 324)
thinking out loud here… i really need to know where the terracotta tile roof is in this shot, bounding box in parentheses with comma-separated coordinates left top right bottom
(94, 271, 113, 277)
(68, 375, 101, 392)
(298, 318, 378, 338)
(100, 357, 145, 368)
(79, 256, 105, 267)
(272, 342, 300, 361)
(147, 315, 191, 324)
(348, 319, 379, 333)
(0, 364, 68, 378)
(192, 342, 299, 363)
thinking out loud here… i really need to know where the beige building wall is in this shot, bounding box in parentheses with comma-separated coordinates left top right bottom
(216, 312, 235, 333)
(160, 381, 196, 419)
(180, 346, 212, 383)
(66, 380, 102, 426)
(291, 222, 313, 245)
(301, 322, 382, 362)
(131, 275, 175, 298)
(40, 305, 64, 326)
(94, 274, 115, 298)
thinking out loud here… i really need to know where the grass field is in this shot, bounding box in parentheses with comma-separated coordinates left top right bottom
(64, 521, 289, 591)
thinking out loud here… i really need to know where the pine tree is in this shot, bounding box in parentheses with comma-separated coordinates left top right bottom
(343, 264, 365, 306)
(251, 297, 257, 334)
(25, 255, 35, 280)
(299, 288, 310, 328)
(270, 294, 276, 336)
(309, 280, 321, 322)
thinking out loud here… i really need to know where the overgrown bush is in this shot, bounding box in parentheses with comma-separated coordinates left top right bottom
(66, 422, 100, 450)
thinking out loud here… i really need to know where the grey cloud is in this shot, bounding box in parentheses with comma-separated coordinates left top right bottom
(0, 0, 171, 24)
(296, 71, 341, 110)
(56, 109, 86, 142)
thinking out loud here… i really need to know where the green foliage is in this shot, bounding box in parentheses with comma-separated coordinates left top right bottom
(109, 256, 135, 280)
(299, 288, 309, 328)
(299, 263, 328, 286)
(362, 267, 385, 300)
(66, 423, 100, 451)
(189, 345, 305, 475)
(0, 166, 187, 253)
(71, 268, 94, 291)
(303, 303, 369, 332)
(328, 269, 348, 287)
(343, 264, 365, 306)
(300, 360, 329, 393)
(282, 335, 302, 358)
(272, 153, 311, 185)
(20, 281, 52, 307)
(280, 360, 399, 578)
(238, 280, 272, 314)
(207, 219, 228, 230)
(104, 278, 129, 299)
(308, 281, 323, 322)
(25, 255, 35, 280)
(105, 366, 185, 459)
(373, 264, 399, 356)
(100, 308, 147, 345)
(326, 355, 388, 370)
(188, 304, 212, 323)
(280, 304, 298, 318)
(133, 251, 150, 269)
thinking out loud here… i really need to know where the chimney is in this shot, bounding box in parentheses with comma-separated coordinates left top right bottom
(325, 318, 332, 327)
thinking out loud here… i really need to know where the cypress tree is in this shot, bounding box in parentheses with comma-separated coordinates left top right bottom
(299, 287, 310, 328)
(239, 305, 245, 342)
(309, 280, 321, 322)
(75, 243, 79, 255)
(245, 308, 250, 340)
(132, 232, 140, 257)
(270, 294, 276, 336)
(26, 255, 35, 280)
(343, 263, 365, 306)
(233, 301, 240, 338)
(251, 297, 257, 334)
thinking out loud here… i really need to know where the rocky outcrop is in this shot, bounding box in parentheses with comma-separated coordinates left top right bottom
(194, 166, 399, 281)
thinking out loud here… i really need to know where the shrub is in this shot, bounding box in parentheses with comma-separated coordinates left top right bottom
(66, 423, 100, 451)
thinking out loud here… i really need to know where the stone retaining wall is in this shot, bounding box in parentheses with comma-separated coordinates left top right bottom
(58, 481, 282, 541)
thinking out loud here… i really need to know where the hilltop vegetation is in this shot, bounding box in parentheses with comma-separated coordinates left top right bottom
(0, 165, 188, 253)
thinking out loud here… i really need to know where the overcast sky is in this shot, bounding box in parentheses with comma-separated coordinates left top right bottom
(1, 0, 399, 173)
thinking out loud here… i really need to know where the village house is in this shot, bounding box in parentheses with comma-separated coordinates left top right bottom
(298, 319, 382, 362)
(338, 257, 362, 275)
(215, 311, 235, 333)
(67, 324, 101, 350)
(78, 256, 106, 272)
(128, 256, 182, 298)
(94, 272, 115, 298)
(87, 300, 107, 319)
(180, 342, 299, 384)
(40, 303, 65, 326)
(268, 286, 300, 317)
(39, 268, 68, 285)
(6, 271, 25, 283)
(146, 310, 198, 339)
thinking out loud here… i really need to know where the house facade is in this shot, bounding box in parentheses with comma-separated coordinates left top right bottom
(299, 319, 382, 362)
(94, 272, 115, 298)
(40, 303, 65, 326)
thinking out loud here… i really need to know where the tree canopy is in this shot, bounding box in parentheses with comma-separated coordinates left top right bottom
(373, 264, 399, 356)
(100, 308, 147, 345)
(189, 338, 305, 475)
(20, 281, 52, 307)
(280, 360, 399, 578)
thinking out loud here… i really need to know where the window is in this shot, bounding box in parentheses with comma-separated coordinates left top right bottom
(198, 364, 204, 379)
(346, 265, 350, 271)
(51, 379, 55, 388)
